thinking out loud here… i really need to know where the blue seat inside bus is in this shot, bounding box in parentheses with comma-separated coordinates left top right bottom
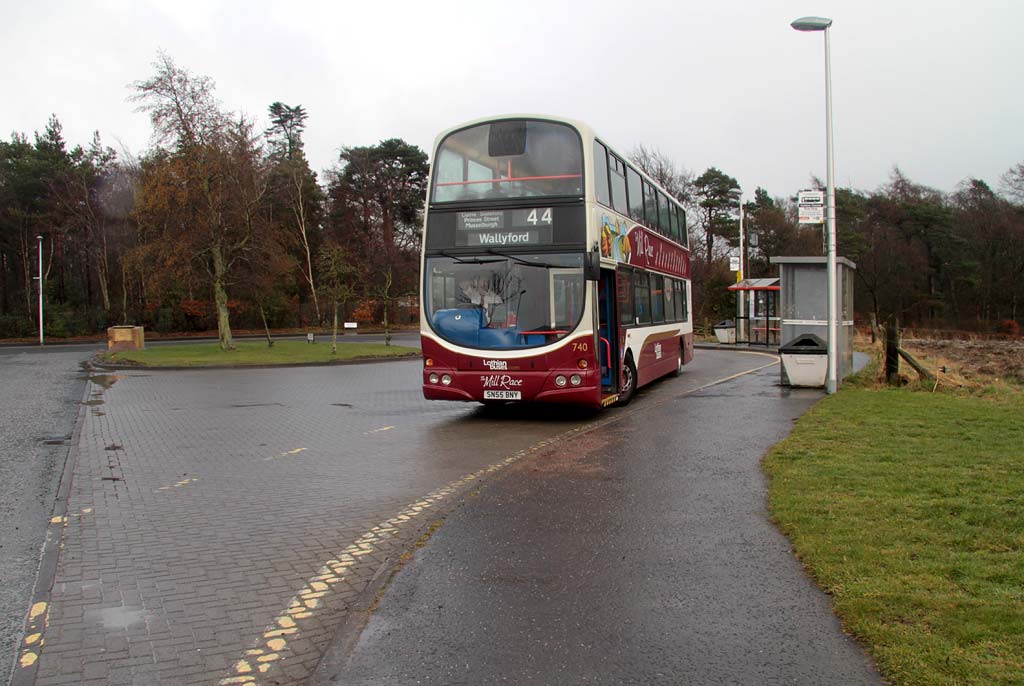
(433, 308, 528, 349)
(478, 327, 520, 347)
(433, 308, 482, 347)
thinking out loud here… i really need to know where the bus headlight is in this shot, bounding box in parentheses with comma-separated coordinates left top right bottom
(428, 373, 439, 384)
(441, 374, 452, 386)
(554, 375, 567, 387)
(570, 374, 582, 386)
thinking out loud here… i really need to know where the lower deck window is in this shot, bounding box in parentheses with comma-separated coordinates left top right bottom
(425, 252, 584, 349)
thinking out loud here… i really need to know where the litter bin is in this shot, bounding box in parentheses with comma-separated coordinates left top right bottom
(779, 333, 827, 387)
(713, 319, 736, 344)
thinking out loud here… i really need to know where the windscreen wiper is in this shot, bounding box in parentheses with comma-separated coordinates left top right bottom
(439, 250, 503, 264)
(485, 249, 560, 269)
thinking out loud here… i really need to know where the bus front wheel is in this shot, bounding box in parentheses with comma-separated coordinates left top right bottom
(618, 357, 637, 406)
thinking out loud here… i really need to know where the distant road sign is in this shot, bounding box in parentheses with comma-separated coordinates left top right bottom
(798, 190, 825, 224)
(798, 190, 824, 206)
(798, 206, 825, 224)
(729, 255, 740, 272)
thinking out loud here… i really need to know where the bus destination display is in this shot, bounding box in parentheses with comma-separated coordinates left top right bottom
(456, 208, 553, 247)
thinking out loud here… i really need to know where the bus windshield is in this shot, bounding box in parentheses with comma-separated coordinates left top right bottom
(430, 120, 583, 204)
(424, 253, 584, 350)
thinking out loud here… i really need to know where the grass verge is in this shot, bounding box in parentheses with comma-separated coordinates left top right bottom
(98, 340, 419, 367)
(764, 382, 1024, 685)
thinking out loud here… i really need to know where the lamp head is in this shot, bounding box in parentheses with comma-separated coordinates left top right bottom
(791, 16, 833, 31)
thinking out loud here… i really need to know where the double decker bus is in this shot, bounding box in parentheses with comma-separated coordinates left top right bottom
(420, 115, 692, 408)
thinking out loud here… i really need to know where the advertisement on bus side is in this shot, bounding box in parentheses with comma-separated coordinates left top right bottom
(599, 215, 690, 280)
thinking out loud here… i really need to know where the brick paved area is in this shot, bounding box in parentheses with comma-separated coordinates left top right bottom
(19, 359, 624, 686)
(14, 351, 777, 686)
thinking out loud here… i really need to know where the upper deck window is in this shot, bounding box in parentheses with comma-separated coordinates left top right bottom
(609, 154, 628, 215)
(593, 141, 610, 207)
(431, 120, 583, 204)
(627, 167, 644, 223)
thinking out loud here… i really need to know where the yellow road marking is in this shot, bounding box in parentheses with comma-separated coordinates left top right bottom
(50, 506, 97, 524)
(263, 448, 308, 462)
(28, 602, 46, 621)
(155, 477, 199, 492)
(18, 602, 51, 672)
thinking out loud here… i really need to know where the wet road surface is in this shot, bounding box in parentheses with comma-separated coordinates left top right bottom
(314, 363, 883, 685)
(0, 349, 90, 684)
(16, 347, 780, 685)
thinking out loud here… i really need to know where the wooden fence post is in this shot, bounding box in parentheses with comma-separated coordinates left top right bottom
(885, 317, 900, 385)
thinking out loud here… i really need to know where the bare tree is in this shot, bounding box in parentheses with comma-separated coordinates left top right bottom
(1000, 162, 1024, 205)
(316, 242, 355, 354)
(266, 103, 323, 323)
(629, 144, 693, 204)
(131, 53, 267, 351)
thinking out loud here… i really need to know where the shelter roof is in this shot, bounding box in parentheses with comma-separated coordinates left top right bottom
(728, 278, 780, 292)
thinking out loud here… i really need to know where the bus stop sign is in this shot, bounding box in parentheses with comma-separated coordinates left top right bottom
(798, 190, 825, 225)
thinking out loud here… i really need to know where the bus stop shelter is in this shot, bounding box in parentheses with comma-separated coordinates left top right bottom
(727, 278, 780, 346)
(770, 256, 857, 384)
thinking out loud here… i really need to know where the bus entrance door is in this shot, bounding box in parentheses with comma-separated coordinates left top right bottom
(598, 269, 618, 395)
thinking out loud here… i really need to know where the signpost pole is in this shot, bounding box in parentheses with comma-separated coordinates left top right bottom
(737, 201, 745, 343)
(37, 234, 44, 347)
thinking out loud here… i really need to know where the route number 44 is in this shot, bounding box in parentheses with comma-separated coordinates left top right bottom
(526, 208, 553, 225)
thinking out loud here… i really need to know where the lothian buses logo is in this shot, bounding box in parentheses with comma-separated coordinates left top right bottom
(480, 374, 523, 389)
(483, 359, 508, 370)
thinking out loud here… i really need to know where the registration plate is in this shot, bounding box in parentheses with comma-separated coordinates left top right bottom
(483, 390, 522, 400)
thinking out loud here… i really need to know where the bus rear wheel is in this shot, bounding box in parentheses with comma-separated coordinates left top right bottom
(672, 344, 683, 377)
(618, 357, 637, 406)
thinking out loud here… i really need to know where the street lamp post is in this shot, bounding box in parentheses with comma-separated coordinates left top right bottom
(791, 15, 838, 394)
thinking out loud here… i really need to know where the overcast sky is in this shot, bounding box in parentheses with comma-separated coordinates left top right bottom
(3, 0, 1022, 200)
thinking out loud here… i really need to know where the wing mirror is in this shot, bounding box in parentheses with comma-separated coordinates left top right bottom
(584, 242, 601, 281)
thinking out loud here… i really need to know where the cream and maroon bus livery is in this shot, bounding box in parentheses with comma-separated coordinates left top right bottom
(420, 115, 692, 408)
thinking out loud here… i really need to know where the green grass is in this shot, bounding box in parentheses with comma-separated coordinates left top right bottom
(99, 340, 419, 367)
(764, 387, 1024, 685)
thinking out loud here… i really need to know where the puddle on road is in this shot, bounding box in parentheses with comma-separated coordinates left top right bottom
(84, 606, 149, 629)
(78, 372, 124, 411)
(89, 374, 122, 390)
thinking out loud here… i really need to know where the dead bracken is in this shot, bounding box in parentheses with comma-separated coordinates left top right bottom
(901, 338, 1024, 386)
